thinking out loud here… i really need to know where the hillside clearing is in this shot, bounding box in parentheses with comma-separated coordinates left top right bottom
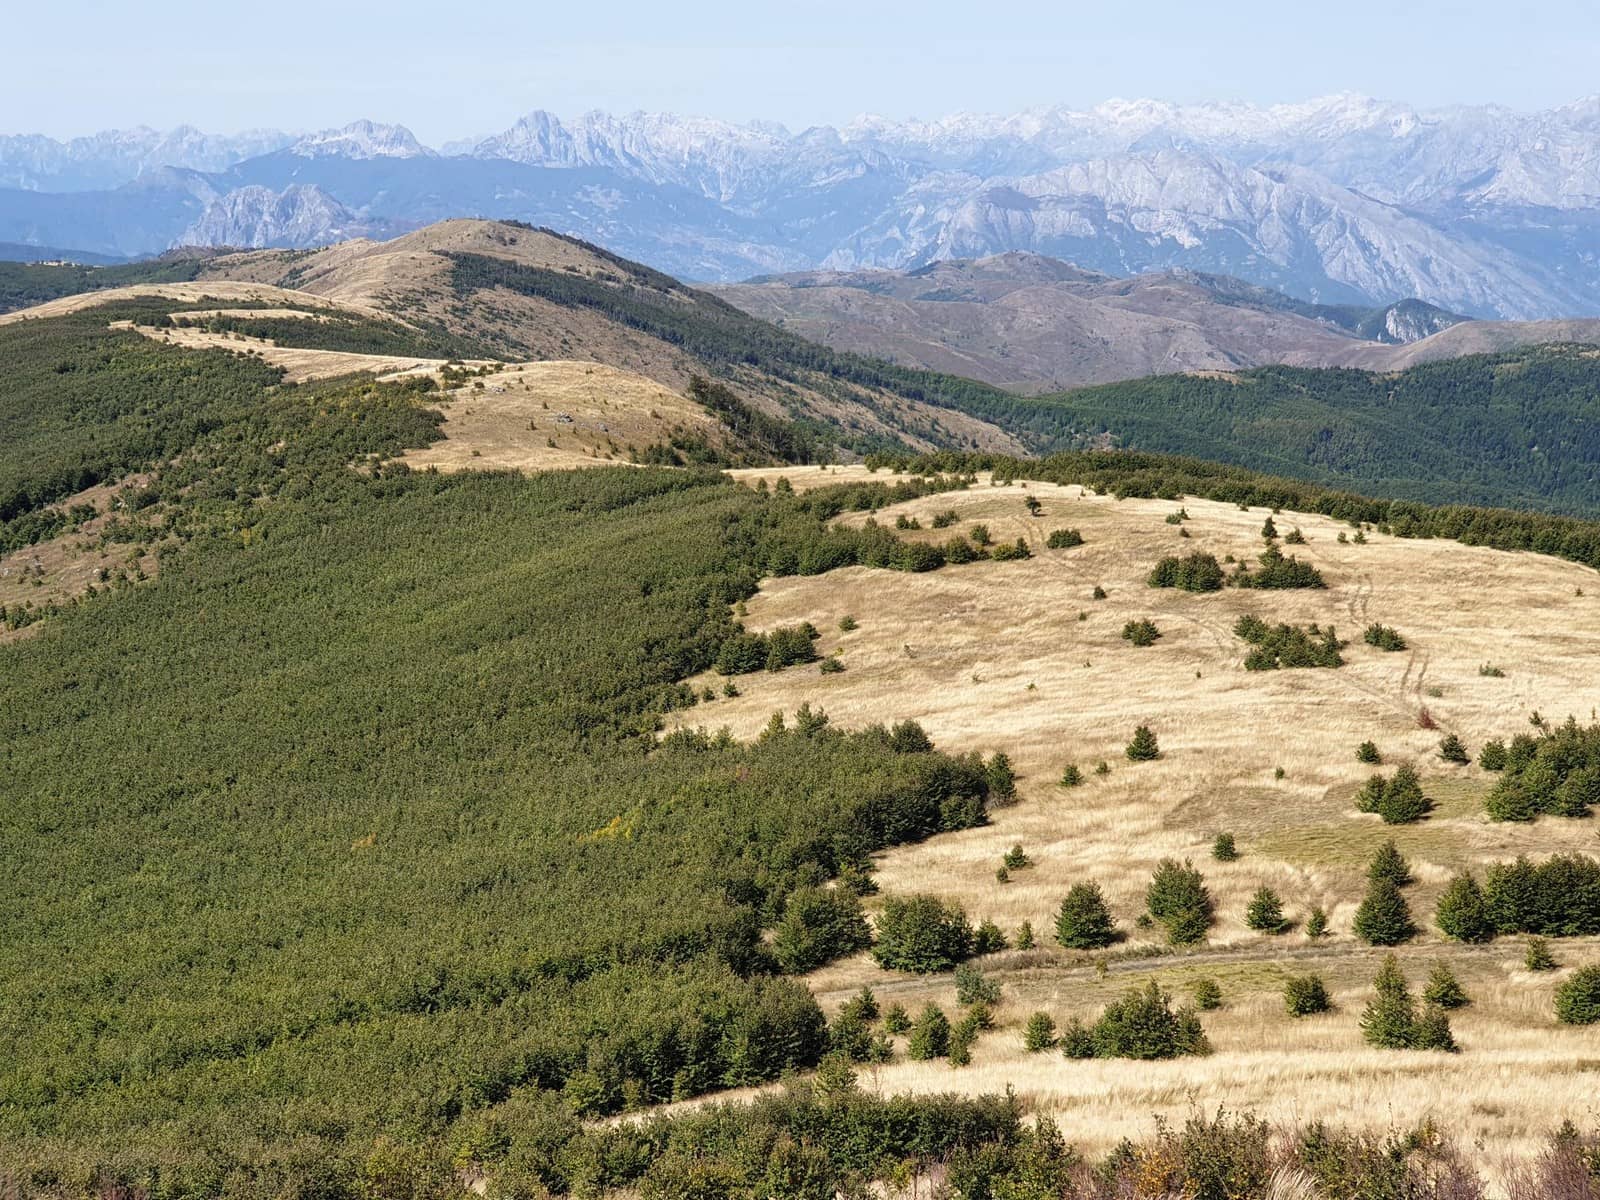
(672, 475, 1600, 1159)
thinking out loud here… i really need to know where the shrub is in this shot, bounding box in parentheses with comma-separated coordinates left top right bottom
(1211, 832, 1238, 861)
(1231, 544, 1326, 589)
(1478, 739, 1507, 770)
(1357, 740, 1381, 764)
(1235, 617, 1343, 669)
(1525, 936, 1558, 972)
(1284, 974, 1331, 1016)
(1147, 551, 1224, 592)
(969, 523, 992, 547)
(1245, 886, 1289, 933)
(1423, 964, 1469, 1009)
(930, 509, 958, 529)
(1146, 859, 1214, 945)
(1368, 840, 1413, 887)
(838, 614, 858, 631)
(1014, 921, 1035, 950)
(1059, 764, 1082, 788)
(872, 895, 975, 973)
(1479, 663, 1506, 677)
(1363, 623, 1407, 651)
(1165, 508, 1189, 524)
(819, 656, 845, 674)
(1361, 954, 1417, 1048)
(1354, 876, 1415, 945)
(1121, 618, 1161, 646)
(906, 1004, 951, 1060)
(1091, 584, 1107, 600)
(1554, 965, 1600, 1024)
(1091, 981, 1210, 1059)
(1055, 882, 1118, 949)
(1486, 718, 1600, 821)
(943, 536, 982, 564)
(1192, 977, 1222, 1011)
(1434, 872, 1493, 943)
(1023, 1011, 1058, 1052)
(987, 752, 1018, 803)
(1305, 905, 1329, 938)
(1439, 733, 1470, 764)
(765, 623, 822, 671)
(1126, 724, 1161, 761)
(882, 1003, 911, 1034)
(894, 514, 920, 530)
(989, 537, 1032, 561)
(1262, 516, 1279, 540)
(954, 963, 1002, 1006)
(773, 886, 873, 973)
(1002, 843, 1029, 870)
(1046, 528, 1084, 549)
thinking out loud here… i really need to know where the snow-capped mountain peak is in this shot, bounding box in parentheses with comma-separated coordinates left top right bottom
(290, 120, 432, 160)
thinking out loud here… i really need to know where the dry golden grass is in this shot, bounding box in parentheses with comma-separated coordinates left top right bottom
(669, 473, 1600, 1159)
(0, 280, 391, 326)
(403, 361, 717, 473)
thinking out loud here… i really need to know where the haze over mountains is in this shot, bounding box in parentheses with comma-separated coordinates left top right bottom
(5, 94, 1600, 319)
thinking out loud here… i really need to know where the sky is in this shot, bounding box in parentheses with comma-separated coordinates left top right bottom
(7, 0, 1596, 141)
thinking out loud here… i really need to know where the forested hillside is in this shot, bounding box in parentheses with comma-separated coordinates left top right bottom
(943, 346, 1600, 515)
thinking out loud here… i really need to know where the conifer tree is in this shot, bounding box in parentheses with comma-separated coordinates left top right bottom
(1354, 875, 1415, 945)
(1126, 724, 1161, 761)
(906, 1004, 951, 1060)
(1146, 859, 1214, 945)
(1211, 832, 1238, 861)
(1023, 1011, 1058, 1052)
(1284, 974, 1332, 1016)
(1377, 765, 1430, 824)
(1191, 977, 1222, 1011)
(1055, 882, 1118, 949)
(1439, 733, 1470, 764)
(1245, 886, 1289, 933)
(1435, 872, 1493, 943)
(1361, 954, 1417, 1048)
(1357, 740, 1381, 764)
(1424, 963, 1469, 1009)
(1305, 905, 1330, 938)
(1412, 1002, 1458, 1052)
(1525, 936, 1558, 972)
(1368, 840, 1413, 887)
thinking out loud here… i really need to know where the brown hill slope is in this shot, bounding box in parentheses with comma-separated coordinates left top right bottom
(712, 254, 1600, 392)
(194, 220, 1023, 456)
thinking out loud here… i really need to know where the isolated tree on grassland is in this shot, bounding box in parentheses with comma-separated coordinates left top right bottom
(1246, 886, 1289, 933)
(1377, 764, 1431, 824)
(1305, 905, 1329, 939)
(1191, 977, 1222, 1011)
(1284, 974, 1331, 1016)
(1055, 882, 1118, 950)
(1146, 858, 1214, 946)
(1357, 740, 1382, 764)
(1555, 965, 1600, 1024)
(1439, 733, 1470, 764)
(1211, 832, 1238, 861)
(1354, 875, 1415, 946)
(1126, 724, 1161, 762)
(1525, 936, 1558, 972)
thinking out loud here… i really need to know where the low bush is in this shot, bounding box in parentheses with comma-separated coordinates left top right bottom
(1554, 965, 1600, 1024)
(1285, 974, 1331, 1016)
(872, 895, 975, 973)
(1122, 618, 1161, 646)
(1046, 528, 1084, 548)
(1363, 623, 1407, 651)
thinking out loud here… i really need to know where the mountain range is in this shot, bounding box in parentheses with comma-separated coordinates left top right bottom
(2, 95, 1599, 320)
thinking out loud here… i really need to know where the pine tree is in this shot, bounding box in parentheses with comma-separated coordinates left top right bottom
(1055, 882, 1118, 949)
(1525, 936, 1558, 972)
(1211, 832, 1238, 861)
(1146, 859, 1213, 946)
(1014, 921, 1036, 950)
(1059, 1017, 1097, 1059)
(987, 752, 1017, 802)
(1191, 977, 1222, 1011)
(1434, 872, 1493, 943)
(1423, 964, 1469, 1009)
(1023, 1011, 1058, 1052)
(1125, 724, 1161, 762)
(906, 1004, 951, 1060)
(1357, 740, 1381, 764)
(1245, 886, 1289, 933)
(1354, 875, 1415, 945)
(947, 1012, 979, 1066)
(1377, 765, 1430, 824)
(1555, 965, 1600, 1025)
(1412, 1002, 1458, 1052)
(1284, 974, 1331, 1016)
(1368, 840, 1413, 886)
(1059, 764, 1082, 788)
(1304, 905, 1330, 938)
(1262, 516, 1279, 541)
(882, 1003, 911, 1034)
(1361, 954, 1417, 1048)
(1439, 733, 1470, 764)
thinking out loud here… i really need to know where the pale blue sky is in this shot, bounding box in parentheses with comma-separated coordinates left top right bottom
(8, 0, 1596, 140)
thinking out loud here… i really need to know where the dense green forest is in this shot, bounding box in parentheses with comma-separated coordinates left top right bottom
(973, 349, 1600, 515)
(0, 258, 208, 314)
(0, 308, 1013, 1192)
